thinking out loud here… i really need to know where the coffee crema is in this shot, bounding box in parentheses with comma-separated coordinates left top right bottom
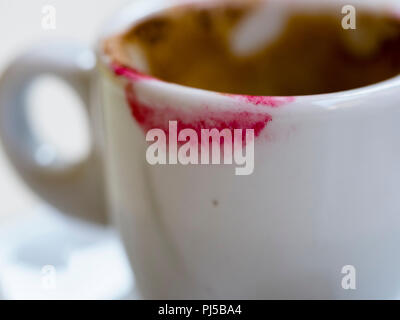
(104, 3, 400, 96)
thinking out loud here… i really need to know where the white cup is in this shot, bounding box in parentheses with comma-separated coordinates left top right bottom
(1, 0, 400, 299)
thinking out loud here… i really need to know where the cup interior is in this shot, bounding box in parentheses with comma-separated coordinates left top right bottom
(102, 0, 400, 97)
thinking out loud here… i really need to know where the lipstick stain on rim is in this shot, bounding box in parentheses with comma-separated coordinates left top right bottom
(225, 94, 295, 107)
(112, 63, 154, 81)
(110, 63, 295, 141)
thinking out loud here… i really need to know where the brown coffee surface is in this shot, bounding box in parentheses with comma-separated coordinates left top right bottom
(104, 4, 400, 96)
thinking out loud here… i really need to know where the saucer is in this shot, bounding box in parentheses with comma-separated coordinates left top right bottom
(0, 205, 137, 300)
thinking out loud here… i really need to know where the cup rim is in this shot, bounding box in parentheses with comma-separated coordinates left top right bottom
(98, 0, 400, 110)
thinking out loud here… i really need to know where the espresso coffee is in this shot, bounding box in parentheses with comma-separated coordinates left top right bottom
(104, 2, 400, 96)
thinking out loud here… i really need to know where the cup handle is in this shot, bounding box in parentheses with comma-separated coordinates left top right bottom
(0, 41, 107, 224)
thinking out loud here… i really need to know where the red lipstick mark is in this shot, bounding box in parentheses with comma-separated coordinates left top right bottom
(125, 84, 272, 143)
(111, 63, 154, 81)
(236, 95, 295, 107)
(222, 93, 295, 107)
(111, 63, 295, 142)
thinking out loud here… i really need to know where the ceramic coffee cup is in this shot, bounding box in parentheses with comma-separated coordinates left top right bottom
(1, 0, 400, 299)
